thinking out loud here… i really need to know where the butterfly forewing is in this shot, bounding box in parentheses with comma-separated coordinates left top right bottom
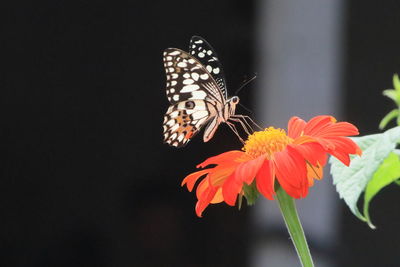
(163, 48, 224, 104)
(189, 36, 228, 98)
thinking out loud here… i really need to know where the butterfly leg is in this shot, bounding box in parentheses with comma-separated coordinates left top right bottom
(231, 114, 263, 130)
(226, 121, 245, 144)
(228, 117, 252, 136)
(230, 116, 255, 133)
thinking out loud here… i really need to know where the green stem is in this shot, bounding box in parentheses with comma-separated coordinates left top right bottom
(275, 186, 314, 267)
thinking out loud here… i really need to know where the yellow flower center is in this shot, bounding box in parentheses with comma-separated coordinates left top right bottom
(243, 127, 293, 158)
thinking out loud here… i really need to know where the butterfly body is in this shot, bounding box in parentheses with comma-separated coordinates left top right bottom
(162, 37, 242, 147)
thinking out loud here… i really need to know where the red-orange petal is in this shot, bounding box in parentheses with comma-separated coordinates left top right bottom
(324, 136, 361, 165)
(293, 142, 327, 166)
(315, 121, 359, 137)
(181, 169, 210, 191)
(235, 155, 266, 185)
(292, 135, 317, 145)
(197, 150, 244, 168)
(210, 187, 224, 204)
(222, 155, 265, 206)
(221, 172, 242, 206)
(274, 146, 308, 198)
(195, 178, 218, 217)
(288, 116, 306, 138)
(307, 163, 323, 182)
(303, 115, 335, 136)
(256, 159, 275, 200)
(208, 165, 237, 186)
(275, 172, 303, 198)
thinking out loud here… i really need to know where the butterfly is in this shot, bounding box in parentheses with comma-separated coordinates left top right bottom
(162, 36, 257, 147)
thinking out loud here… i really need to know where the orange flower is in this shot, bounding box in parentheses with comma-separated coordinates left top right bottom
(182, 115, 362, 217)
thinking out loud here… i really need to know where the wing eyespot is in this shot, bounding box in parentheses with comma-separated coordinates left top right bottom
(185, 101, 195, 109)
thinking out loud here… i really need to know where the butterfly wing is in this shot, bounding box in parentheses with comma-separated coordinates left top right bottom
(162, 46, 227, 147)
(203, 116, 221, 143)
(189, 36, 228, 98)
(163, 100, 218, 147)
(163, 48, 225, 105)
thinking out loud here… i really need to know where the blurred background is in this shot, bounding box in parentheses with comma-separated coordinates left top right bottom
(1, 0, 400, 266)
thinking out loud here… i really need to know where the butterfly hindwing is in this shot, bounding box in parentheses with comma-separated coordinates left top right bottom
(163, 100, 214, 147)
(163, 48, 224, 105)
(189, 36, 227, 98)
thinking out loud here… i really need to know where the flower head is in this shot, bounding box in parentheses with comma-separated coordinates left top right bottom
(182, 115, 361, 217)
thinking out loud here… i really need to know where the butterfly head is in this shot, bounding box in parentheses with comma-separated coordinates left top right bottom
(231, 96, 240, 104)
(227, 96, 240, 116)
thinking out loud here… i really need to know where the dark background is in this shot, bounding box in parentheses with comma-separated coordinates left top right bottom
(1, 1, 399, 266)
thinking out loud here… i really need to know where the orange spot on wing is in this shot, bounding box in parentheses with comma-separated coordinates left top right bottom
(185, 131, 194, 139)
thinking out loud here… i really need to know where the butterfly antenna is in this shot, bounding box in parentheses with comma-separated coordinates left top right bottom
(234, 73, 257, 96)
(239, 103, 253, 114)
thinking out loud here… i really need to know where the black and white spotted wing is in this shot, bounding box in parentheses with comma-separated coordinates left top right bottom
(162, 48, 226, 147)
(163, 100, 213, 147)
(189, 36, 227, 98)
(163, 48, 224, 104)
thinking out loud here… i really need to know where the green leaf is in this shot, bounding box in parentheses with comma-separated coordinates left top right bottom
(382, 75, 400, 109)
(397, 114, 400, 127)
(393, 74, 400, 92)
(243, 181, 259, 206)
(363, 152, 400, 228)
(379, 109, 399, 129)
(329, 126, 400, 222)
(395, 179, 400, 186)
(383, 89, 398, 102)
